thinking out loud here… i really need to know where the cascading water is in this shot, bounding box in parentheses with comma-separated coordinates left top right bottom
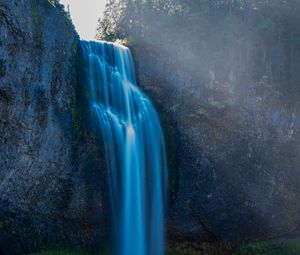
(80, 41, 168, 255)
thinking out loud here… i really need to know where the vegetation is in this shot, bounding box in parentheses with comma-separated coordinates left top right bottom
(48, 0, 65, 10)
(96, 3, 300, 254)
(48, 0, 71, 20)
(167, 241, 231, 255)
(29, 251, 106, 255)
(31, 0, 43, 48)
(97, 0, 300, 98)
(166, 238, 300, 255)
(0, 58, 5, 77)
(232, 238, 300, 255)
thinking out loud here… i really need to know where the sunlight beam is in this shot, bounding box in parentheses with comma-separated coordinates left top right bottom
(59, 0, 107, 40)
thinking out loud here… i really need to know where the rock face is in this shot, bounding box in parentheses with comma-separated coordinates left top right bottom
(1, 0, 300, 253)
(130, 21, 300, 243)
(97, 1, 300, 243)
(0, 1, 107, 253)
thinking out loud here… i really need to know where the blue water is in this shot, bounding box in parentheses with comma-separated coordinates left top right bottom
(80, 41, 168, 255)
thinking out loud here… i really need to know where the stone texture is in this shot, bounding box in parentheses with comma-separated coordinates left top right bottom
(1, 0, 300, 253)
(130, 32, 300, 243)
(0, 1, 108, 253)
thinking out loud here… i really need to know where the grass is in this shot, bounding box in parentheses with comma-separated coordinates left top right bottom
(167, 237, 300, 255)
(167, 241, 232, 255)
(232, 238, 300, 255)
(30, 251, 107, 255)
(28, 237, 300, 255)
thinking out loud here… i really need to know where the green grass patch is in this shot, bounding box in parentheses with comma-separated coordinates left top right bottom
(28, 238, 300, 255)
(30, 251, 107, 255)
(232, 238, 300, 255)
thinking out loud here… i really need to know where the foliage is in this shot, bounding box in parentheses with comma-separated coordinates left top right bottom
(167, 241, 231, 255)
(97, 0, 300, 97)
(166, 238, 300, 255)
(97, 0, 300, 39)
(0, 58, 5, 77)
(47, 1, 73, 29)
(48, 0, 65, 11)
(31, 0, 43, 48)
(29, 251, 106, 255)
(232, 238, 300, 255)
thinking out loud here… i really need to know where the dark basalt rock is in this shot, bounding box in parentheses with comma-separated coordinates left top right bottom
(130, 32, 300, 243)
(1, 0, 300, 253)
(0, 0, 108, 253)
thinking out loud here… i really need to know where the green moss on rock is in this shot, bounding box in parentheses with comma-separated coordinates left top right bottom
(232, 238, 300, 255)
(31, 0, 43, 48)
(167, 238, 300, 255)
(30, 251, 107, 255)
(168, 241, 231, 255)
(0, 88, 13, 105)
(0, 58, 5, 77)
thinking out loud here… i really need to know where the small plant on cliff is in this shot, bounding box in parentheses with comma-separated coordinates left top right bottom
(48, 0, 64, 10)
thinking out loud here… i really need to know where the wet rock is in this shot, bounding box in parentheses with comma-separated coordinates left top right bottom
(131, 38, 300, 243)
(0, 0, 108, 253)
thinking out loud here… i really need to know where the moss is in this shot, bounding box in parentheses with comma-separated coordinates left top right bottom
(0, 214, 24, 242)
(31, 0, 43, 48)
(0, 58, 5, 77)
(168, 241, 231, 255)
(161, 112, 179, 195)
(168, 242, 200, 255)
(50, 62, 61, 106)
(35, 89, 48, 129)
(255, 75, 272, 89)
(29, 250, 106, 255)
(71, 102, 81, 144)
(232, 238, 300, 255)
(71, 41, 88, 146)
(48, 0, 65, 10)
(123, 36, 137, 47)
(71, 42, 105, 146)
(70, 40, 105, 172)
(167, 238, 300, 255)
(208, 100, 226, 111)
(38, 94, 48, 128)
(189, 106, 208, 118)
(0, 217, 12, 231)
(24, 88, 31, 108)
(48, 0, 60, 5)
(46, 0, 72, 25)
(0, 88, 13, 105)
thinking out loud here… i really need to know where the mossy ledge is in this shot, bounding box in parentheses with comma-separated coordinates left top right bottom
(167, 237, 300, 255)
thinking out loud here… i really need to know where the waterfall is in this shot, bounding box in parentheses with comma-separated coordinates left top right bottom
(80, 41, 168, 255)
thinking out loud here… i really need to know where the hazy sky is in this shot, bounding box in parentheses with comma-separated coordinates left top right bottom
(60, 0, 107, 40)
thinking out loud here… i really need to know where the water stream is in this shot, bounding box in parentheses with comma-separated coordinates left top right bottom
(80, 41, 167, 255)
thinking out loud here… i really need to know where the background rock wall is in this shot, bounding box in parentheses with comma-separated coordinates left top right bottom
(1, 0, 300, 253)
(0, 1, 108, 253)
(132, 34, 300, 243)
(103, 1, 300, 243)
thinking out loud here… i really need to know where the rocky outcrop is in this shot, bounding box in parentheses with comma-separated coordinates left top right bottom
(130, 16, 300, 243)
(1, 0, 300, 253)
(97, 0, 300, 244)
(0, 1, 107, 253)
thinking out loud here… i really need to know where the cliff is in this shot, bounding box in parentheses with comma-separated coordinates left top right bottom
(0, 1, 105, 253)
(97, 0, 300, 245)
(1, 0, 300, 254)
